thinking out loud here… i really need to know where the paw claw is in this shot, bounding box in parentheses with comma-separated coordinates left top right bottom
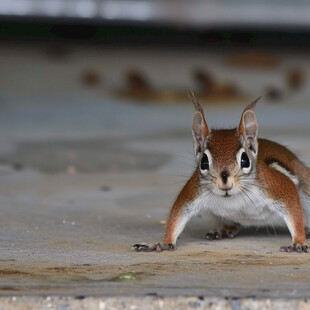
(214, 232, 221, 239)
(132, 243, 156, 252)
(222, 231, 235, 239)
(161, 243, 175, 251)
(205, 232, 222, 240)
(132, 243, 153, 252)
(132, 243, 175, 252)
(205, 233, 214, 240)
(205, 223, 240, 241)
(205, 230, 238, 240)
(155, 243, 162, 252)
(280, 243, 309, 253)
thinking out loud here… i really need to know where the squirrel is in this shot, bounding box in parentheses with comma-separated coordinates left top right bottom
(133, 94, 310, 253)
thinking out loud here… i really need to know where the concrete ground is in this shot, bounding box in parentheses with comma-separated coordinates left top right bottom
(0, 43, 310, 308)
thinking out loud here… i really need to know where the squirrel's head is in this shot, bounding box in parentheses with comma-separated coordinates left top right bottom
(190, 93, 260, 198)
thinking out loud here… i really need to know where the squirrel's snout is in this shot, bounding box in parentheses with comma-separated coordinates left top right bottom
(218, 170, 234, 192)
(218, 184, 233, 192)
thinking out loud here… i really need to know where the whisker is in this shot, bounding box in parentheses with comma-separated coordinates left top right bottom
(239, 185, 271, 236)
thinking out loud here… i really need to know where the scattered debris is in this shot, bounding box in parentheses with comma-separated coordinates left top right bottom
(225, 50, 280, 68)
(81, 70, 101, 87)
(286, 68, 305, 90)
(115, 70, 183, 102)
(119, 275, 136, 280)
(126, 70, 151, 95)
(192, 69, 239, 100)
(264, 87, 283, 101)
(115, 68, 247, 104)
(192, 69, 214, 96)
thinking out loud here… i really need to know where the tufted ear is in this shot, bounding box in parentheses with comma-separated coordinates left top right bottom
(239, 97, 260, 153)
(190, 92, 209, 157)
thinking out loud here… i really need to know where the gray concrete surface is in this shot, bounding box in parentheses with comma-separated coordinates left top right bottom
(0, 43, 310, 307)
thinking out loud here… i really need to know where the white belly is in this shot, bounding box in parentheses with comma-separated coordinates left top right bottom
(200, 189, 287, 227)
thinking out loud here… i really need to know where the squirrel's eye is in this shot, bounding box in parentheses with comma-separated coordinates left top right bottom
(201, 153, 209, 170)
(241, 152, 250, 168)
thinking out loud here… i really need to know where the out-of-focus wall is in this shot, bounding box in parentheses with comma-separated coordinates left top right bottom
(1, 0, 310, 31)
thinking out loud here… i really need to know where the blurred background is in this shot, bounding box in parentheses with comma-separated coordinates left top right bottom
(0, 0, 310, 190)
(1, 1, 310, 293)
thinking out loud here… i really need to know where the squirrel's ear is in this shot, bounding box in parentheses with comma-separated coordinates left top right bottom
(239, 97, 260, 152)
(190, 92, 209, 157)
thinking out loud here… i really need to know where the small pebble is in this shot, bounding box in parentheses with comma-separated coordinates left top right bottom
(119, 275, 136, 280)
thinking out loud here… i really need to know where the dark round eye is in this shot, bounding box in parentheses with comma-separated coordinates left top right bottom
(241, 152, 250, 168)
(201, 153, 209, 170)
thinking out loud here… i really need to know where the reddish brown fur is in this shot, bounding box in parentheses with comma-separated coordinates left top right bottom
(207, 129, 242, 170)
(257, 139, 307, 244)
(163, 169, 200, 244)
(258, 139, 297, 168)
(257, 161, 305, 243)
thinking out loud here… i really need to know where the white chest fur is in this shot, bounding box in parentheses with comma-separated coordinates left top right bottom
(197, 187, 287, 227)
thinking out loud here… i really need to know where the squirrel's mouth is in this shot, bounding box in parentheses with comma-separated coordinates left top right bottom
(224, 192, 231, 198)
(214, 186, 234, 198)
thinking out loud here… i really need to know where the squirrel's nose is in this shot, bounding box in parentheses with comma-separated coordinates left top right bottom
(220, 169, 230, 184)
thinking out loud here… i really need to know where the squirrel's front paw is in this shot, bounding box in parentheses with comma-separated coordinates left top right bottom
(205, 224, 240, 240)
(280, 243, 309, 253)
(132, 243, 175, 252)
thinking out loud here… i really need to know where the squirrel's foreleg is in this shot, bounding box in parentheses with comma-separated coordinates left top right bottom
(133, 170, 201, 252)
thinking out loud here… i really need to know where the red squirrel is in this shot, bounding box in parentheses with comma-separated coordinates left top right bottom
(133, 95, 310, 253)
